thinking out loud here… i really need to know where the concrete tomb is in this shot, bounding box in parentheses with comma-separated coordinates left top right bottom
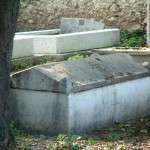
(10, 54, 150, 135)
(13, 18, 120, 59)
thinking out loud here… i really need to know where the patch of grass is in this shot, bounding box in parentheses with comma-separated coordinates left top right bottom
(11, 30, 146, 72)
(49, 134, 80, 150)
(95, 118, 150, 143)
(11, 52, 91, 72)
(10, 122, 96, 150)
(11, 56, 59, 72)
(49, 134, 96, 150)
(104, 132, 124, 142)
(13, 116, 150, 149)
(120, 30, 146, 47)
(67, 53, 90, 61)
(9, 121, 33, 150)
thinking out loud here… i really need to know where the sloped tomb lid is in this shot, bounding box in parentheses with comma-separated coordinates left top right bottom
(11, 53, 150, 94)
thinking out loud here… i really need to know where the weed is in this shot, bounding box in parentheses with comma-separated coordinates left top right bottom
(67, 53, 90, 61)
(120, 30, 146, 47)
(9, 122, 33, 150)
(48, 134, 96, 150)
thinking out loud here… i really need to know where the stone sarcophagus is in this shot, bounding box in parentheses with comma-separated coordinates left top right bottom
(10, 54, 150, 135)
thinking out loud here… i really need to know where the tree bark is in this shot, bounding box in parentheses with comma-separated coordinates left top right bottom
(0, 0, 20, 149)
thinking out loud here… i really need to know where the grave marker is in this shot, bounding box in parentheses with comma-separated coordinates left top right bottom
(10, 54, 150, 134)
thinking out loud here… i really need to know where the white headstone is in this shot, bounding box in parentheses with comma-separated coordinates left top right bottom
(60, 18, 105, 33)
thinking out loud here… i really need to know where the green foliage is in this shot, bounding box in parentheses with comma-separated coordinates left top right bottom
(13, 117, 150, 149)
(49, 134, 96, 150)
(12, 30, 146, 72)
(120, 30, 146, 47)
(9, 122, 33, 150)
(104, 132, 124, 142)
(11, 56, 58, 72)
(49, 134, 80, 150)
(9, 121, 22, 138)
(11, 52, 91, 72)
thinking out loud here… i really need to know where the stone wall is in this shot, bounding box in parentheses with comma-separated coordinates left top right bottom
(17, 0, 147, 31)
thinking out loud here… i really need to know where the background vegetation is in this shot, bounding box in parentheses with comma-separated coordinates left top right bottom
(120, 30, 146, 47)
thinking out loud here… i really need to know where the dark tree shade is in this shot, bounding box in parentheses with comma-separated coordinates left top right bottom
(0, 0, 20, 149)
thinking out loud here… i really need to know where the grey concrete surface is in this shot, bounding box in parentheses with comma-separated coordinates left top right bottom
(134, 55, 150, 70)
(11, 54, 150, 93)
(10, 78, 150, 135)
(60, 18, 105, 33)
(68, 77, 150, 133)
(10, 89, 68, 135)
(93, 48, 150, 70)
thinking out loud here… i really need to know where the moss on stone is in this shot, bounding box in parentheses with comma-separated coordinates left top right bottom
(11, 52, 92, 72)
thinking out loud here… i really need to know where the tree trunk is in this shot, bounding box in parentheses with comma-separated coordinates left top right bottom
(0, 0, 20, 149)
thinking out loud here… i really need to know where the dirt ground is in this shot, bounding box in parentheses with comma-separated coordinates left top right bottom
(14, 117, 150, 150)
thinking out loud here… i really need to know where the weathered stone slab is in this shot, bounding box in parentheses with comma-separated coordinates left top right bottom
(11, 54, 150, 94)
(61, 18, 105, 33)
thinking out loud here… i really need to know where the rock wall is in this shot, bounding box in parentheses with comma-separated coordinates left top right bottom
(17, 0, 147, 31)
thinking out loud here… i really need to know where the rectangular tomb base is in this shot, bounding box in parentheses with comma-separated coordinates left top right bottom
(13, 29, 120, 58)
(10, 77, 150, 135)
(10, 54, 150, 135)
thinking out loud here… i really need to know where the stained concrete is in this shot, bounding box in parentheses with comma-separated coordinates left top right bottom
(10, 54, 150, 134)
(10, 89, 68, 135)
(11, 54, 149, 93)
(68, 77, 150, 133)
(93, 48, 150, 70)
